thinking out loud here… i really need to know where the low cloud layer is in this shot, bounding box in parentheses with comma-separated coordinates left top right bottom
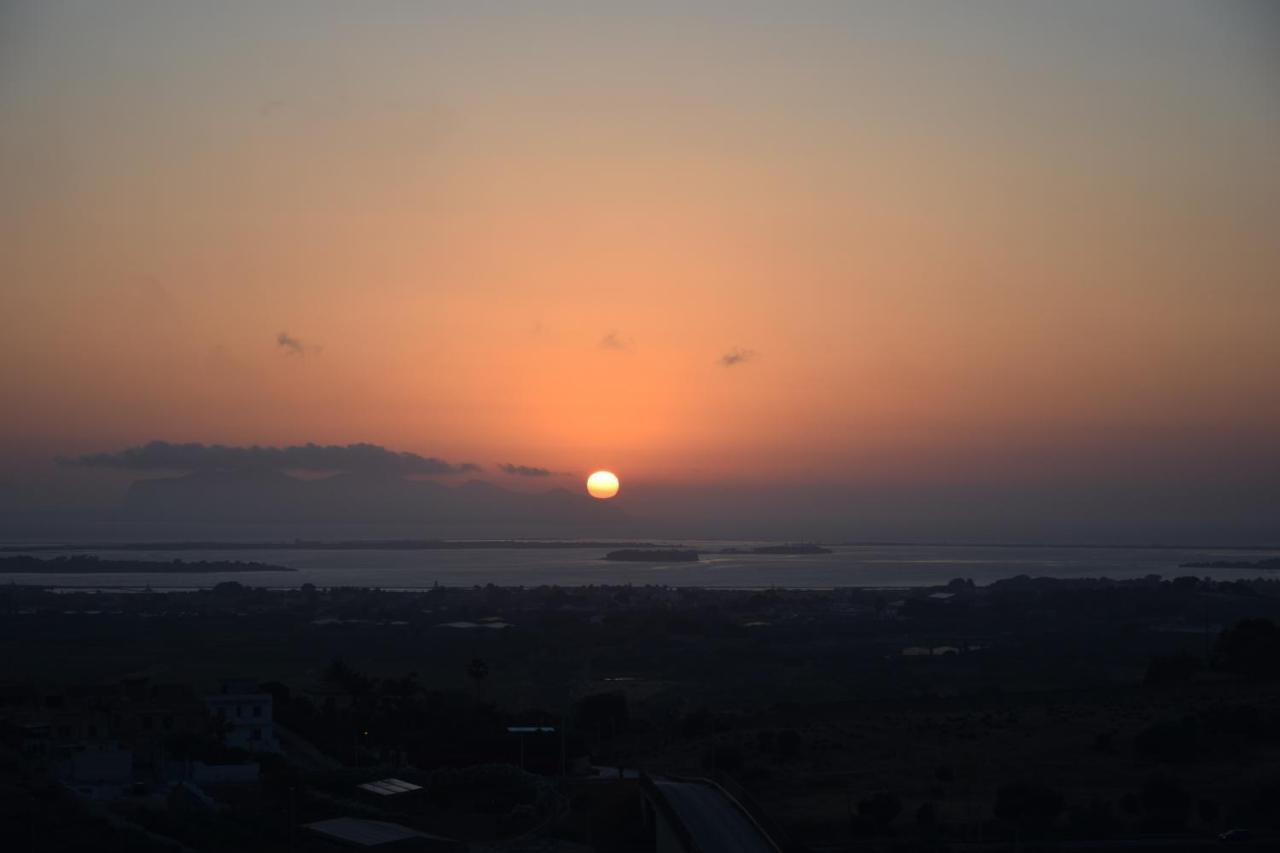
(498, 463, 555, 477)
(719, 347, 758, 367)
(61, 441, 479, 475)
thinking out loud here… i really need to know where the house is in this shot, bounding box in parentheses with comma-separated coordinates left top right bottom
(356, 777, 424, 801)
(205, 678, 280, 752)
(0, 679, 208, 765)
(60, 743, 134, 800)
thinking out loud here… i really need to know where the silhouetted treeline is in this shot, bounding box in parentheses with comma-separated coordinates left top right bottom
(0, 554, 293, 573)
(603, 548, 699, 562)
(1182, 557, 1280, 570)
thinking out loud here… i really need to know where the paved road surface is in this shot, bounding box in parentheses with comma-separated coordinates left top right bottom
(652, 779, 780, 853)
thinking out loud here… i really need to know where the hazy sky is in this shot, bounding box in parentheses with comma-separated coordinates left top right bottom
(2, 1, 1278, 540)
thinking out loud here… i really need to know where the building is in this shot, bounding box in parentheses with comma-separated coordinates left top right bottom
(204, 678, 280, 752)
(304, 817, 464, 851)
(0, 679, 208, 761)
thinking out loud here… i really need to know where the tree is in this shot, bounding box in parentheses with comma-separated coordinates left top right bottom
(466, 657, 489, 702)
(994, 782, 1063, 835)
(1144, 650, 1200, 685)
(325, 657, 373, 702)
(574, 692, 628, 739)
(1140, 776, 1191, 830)
(1133, 717, 1202, 762)
(857, 791, 902, 831)
(1214, 619, 1280, 679)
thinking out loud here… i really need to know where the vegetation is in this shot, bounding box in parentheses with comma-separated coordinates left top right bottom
(5, 577, 1280, 848)
(0, 554, 293, 573)
(1181, 557, 1280, 570)
(602, 548, 699, 562)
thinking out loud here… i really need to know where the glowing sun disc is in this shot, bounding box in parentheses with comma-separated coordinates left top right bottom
(586, 470, 620, 499)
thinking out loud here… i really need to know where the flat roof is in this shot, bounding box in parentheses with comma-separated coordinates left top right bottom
(305, 817, 447, 847)
(357, 777, 423, 796)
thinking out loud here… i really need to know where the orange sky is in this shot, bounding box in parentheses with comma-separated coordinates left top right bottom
(1, 1, 1278, 536)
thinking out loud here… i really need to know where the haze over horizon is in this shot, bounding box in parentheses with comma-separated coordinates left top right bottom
(3, 1, 1278, 544)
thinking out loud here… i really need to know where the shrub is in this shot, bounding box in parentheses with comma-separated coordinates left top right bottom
(858, 791, 902, 830)
(993, 782, 1063, 834)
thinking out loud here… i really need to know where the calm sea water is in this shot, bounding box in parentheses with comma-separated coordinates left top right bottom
(2, 542, 1278, 590)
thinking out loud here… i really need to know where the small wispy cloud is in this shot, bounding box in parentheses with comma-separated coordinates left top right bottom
(276, 331, 317, 356)
(498, 463, 556, 477)
(719, 347, 758, 367)
(599, 330, 633, 351)
(258, 98, 287, 117)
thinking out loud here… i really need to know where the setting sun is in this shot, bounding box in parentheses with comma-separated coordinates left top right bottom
(586, 470, 620, 500)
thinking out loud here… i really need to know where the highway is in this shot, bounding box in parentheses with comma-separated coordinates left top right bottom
(651, 778, 781, 853)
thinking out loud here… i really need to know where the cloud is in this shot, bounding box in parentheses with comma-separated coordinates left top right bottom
(60, 441, 480, 475)
(599, 330, 633, 351)
(276, 331, 314, 356)
(498, 463, 556, 477)
(719, 347, 759, 367)
(258, 98, 287, 117)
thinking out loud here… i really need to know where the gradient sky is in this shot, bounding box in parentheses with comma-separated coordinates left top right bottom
(2, 1, 1278, 540)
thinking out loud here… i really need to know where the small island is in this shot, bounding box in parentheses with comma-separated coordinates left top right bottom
(0, 555, 295, 574)
(718, 543, 833, 555)
(1180, 557, 1280, 570)
(749, 544, 832, 555)
(603, 549, 700, 563)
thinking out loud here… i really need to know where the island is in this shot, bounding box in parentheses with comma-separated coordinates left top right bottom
(0, 555, 295, 574)
(716, 543, 834, 555)
(748, 544, 832, 555)
(603, 549, 700, 562)
(1, 539, 669, 553)
(1180, 557, 1280, 570)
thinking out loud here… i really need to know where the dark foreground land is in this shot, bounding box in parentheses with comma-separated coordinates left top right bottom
(4, 574, 1280, 851)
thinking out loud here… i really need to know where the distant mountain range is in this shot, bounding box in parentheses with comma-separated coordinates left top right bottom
(119, 470, 627, 535)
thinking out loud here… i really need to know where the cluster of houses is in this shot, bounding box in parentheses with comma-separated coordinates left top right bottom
(0, 676, 277, 801)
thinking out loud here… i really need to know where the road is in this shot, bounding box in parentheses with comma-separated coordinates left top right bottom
(651, 778, 780, 853)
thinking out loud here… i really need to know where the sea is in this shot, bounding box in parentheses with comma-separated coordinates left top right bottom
(2, 542, 1278, 590)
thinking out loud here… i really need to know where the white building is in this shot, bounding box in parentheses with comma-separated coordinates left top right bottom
(204, 679, 280, 752)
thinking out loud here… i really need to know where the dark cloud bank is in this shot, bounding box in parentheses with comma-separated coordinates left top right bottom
(49, 443, 622, 534)
(61, 441, 479, 475)
(498, 463, 555, 477)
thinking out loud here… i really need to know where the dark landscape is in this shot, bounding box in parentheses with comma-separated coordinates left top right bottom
(5, 572, 1280, 851)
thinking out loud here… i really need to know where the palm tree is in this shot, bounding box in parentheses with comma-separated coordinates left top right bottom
(466, 658, 489, 703)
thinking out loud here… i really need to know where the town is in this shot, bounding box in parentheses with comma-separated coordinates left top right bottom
(3, 576, 1279, 850)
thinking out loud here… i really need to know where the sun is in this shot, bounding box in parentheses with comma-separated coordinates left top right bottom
(586, 470, 620, 500)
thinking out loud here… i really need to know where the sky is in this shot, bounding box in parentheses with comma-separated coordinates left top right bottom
(1, 1, 1278, 542)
